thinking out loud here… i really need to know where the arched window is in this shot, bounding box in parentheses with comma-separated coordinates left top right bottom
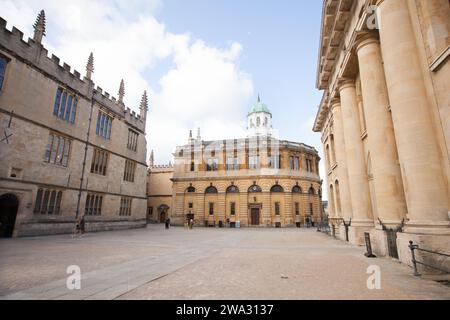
(226, 185, 240, 193)
(309, 186, 315, 195)
(264, 117, 268, 126)
(205, 186, 218, 194)
(270, 185, 284, 193)
(292, 186, 302, 194)
(256, 117, 261, 127)
(186, 186, 196, 193)
(248, 185, 262, 193)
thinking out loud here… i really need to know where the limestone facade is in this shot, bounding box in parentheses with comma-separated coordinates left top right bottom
(314, 0, 450, 265)
(0, 12, 148, 237)
(147, 163, 174, 224)
(170, 99, 322, 228)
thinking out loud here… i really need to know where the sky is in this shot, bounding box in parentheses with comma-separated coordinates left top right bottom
(0, 0, 325, 188)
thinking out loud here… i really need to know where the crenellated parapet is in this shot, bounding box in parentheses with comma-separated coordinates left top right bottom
(0, 16, 146, 133)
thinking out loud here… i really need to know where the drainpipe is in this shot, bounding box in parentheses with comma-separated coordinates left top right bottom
(75, 81, 95, 219)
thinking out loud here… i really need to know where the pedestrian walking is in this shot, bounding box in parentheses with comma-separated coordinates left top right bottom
(190, 219, 194, 230)
(80, 215, 86, 236)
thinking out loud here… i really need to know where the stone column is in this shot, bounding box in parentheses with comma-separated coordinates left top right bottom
(355, 34, 407, 230)
(339, 80, 373, 245)
(378, 0, 449, 230)
(330, 101, 353, 221)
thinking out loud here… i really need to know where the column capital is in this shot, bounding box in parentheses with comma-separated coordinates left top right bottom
(330, 98, 341, 111)
(355, 32, 380, 53)
(337, 78, 356, 91)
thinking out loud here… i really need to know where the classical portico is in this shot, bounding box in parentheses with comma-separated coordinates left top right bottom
(314, 0, 450, 265)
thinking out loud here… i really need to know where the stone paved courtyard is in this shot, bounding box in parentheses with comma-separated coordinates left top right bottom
(0, 225, 449, 300)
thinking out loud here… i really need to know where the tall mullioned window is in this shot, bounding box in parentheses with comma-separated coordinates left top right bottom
(227, 157, 239, 171)
(127, 129, 139, 152)
(209, 203, 214, 215)
(119, 197, 132, 216)
(0, 57, 7, 90)
(44, 133, 71, 167)
(206, 158, 219, 171)
(248, 155, 260, 169)
(295, 202, 300, 216)
(53, 88, 77, 123)
(290, 156, 300, 171)
(96, 111, 113, 139)
(269, 155, 281, 169)
(230, 202, 236, 215)
(275, 202, 281, 215)
(306, 158, 314, 172)
(124, 160, 137, 182)
(91, 148, 109, 176)
(85, 194, 103, 216)
(34, 189, 63, 215)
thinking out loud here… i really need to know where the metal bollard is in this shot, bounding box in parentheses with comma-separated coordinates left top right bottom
(409, 241, 421, 276)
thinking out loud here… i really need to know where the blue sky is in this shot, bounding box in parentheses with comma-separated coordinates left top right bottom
(1, 0, 325, 180)
(151, 0, 324, 145)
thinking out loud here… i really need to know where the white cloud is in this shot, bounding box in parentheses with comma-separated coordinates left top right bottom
(0, 0, 254, 164)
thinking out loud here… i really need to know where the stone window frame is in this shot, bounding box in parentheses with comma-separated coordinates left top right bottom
(206, 158, 219, 171)
(270, 185, 284, 193)
(95, 110, 113, 140)
(53, 87, 78, 124)
(226, 185, 240, 193)
(274, 202, 281, 216)
(119, 197, 132, 216)
(85, 193, 103, 216)
(205, 186, 218, 194)
(0, 54, 11, 91)
(127, 129, 139, 152)
(90, 148, 109, 176)
(186, 186, 196, 193)
(44, 132, 72, 167)
(34, 188, 63, 215)
(230, 202, 236, 215)
(124, 160, 137, 183)
(295, 202, 300, 216)
(248, 184, 262, 193)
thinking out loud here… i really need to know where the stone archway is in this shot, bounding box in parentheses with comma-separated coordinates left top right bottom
(158, 204, 169, 223)
(0, 194, 19, 238)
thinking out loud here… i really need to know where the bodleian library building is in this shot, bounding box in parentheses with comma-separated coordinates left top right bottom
(314, 0, 450, 266)
(148, 98, 323, 228)
(0, 12, 149, 237)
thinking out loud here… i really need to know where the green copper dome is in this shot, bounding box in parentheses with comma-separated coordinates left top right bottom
(248, 95, 271, 115)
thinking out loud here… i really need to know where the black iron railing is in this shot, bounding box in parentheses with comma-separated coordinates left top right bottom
(409, 241, 450, 276)
(316, 221, 330, 234)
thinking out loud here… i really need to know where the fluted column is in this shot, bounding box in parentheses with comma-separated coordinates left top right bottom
(355, 34, 407, 228)
(339, 79, 373, 244)
(378, 0, 449, 229)
(330, 101, 353, 221)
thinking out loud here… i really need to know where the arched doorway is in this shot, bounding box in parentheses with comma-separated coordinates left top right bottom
(158, 204, 169, 223)
(0, 194, 19, 238)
